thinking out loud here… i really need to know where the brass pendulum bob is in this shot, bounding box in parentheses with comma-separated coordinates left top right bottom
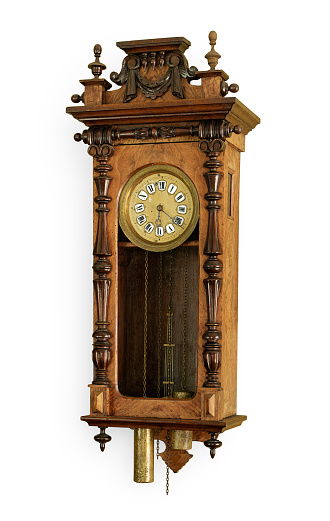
(171, 391, 193, 450)
(170, 429, 193, 450)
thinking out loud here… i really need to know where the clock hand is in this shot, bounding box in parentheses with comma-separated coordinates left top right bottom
(155, 210, 162, 227)
(156, 204, 174, 224)
(160, 209, 174, 222)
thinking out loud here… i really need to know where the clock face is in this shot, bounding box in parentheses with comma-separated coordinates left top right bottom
(119, 164, 199, 251)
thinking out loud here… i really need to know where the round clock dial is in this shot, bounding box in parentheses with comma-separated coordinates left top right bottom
(119, 164, 199, 252)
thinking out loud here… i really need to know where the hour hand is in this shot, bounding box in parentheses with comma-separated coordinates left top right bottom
(155, 206, 162, 227)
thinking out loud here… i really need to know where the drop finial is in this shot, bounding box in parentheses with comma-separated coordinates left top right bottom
(205, 31, 221, 70)
(94, 427, 111, 451)
(204, 432, 222, 458)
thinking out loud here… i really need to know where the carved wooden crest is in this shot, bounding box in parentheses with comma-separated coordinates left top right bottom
(110, 37, 198, 102)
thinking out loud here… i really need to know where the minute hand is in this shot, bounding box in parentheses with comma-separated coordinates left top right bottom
(161, 210, 174, 221)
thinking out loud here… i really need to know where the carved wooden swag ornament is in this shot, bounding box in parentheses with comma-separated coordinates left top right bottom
(67, 32, 260, 493)
(110, 45, 198, 102)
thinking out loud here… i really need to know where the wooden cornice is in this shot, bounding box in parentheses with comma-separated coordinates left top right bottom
(116, 36, 191, 54)
(66, 96, 259, 133)
(226, 98, 260, 135)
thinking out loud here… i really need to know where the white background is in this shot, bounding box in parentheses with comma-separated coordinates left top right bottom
(1, 1, 329, 519)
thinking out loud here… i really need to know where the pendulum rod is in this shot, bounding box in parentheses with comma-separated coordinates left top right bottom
(182, 247, 188, 391)
(156, 253, 163, 457)
(163, 250, 175, 397)
(143, 250, 149, 398)
(157, 252, 163, 398)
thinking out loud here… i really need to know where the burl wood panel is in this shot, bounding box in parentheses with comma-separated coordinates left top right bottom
(89, 384, 110, 416)
(220, 141, 241, 418)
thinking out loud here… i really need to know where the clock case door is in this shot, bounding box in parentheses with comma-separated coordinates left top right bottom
(108, 141, 207, 420)
(118, 243, 199, 399)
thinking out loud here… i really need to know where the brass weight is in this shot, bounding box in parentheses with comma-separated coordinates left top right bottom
(171, 392, 193, 450)
(171, 429, 193, 450)
(134, 428, 154, 483)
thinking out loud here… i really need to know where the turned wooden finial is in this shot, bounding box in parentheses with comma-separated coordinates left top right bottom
(204, 433, 222, 459)
(94, 427, 112, 452)
(205, 30, 221, 70)
(88, 44, 106, 78)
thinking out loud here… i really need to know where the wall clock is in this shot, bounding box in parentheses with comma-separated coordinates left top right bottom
(67, 31, 260, 493)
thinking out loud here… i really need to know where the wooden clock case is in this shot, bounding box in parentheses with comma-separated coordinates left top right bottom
(67, 34, 259, 472)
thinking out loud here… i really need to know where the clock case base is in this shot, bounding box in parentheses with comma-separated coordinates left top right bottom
(81, 413, 247, 435)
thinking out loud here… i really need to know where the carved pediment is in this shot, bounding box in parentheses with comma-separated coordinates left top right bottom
(110, 37, 198, 102)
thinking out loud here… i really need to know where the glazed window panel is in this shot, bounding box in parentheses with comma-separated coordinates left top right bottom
(118, 245, 198, 398)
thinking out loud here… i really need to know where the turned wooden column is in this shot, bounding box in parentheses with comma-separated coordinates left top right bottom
(87, 131, 114, 386)
(199, 132, 226, 388)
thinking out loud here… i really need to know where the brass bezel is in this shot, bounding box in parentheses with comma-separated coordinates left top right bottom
(119, 164, 199, 252)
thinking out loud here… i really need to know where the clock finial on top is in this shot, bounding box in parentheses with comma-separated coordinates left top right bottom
(205, 31, 221, 70)
(88, 44, 106, 78)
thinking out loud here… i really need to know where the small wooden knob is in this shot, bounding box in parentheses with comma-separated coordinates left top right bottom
(233, 124, 242, 134)
(229, 83, 239, 93)
(221, 80, 240, 97)
(74, 133, 82, 142)
(71, 93, 84, 103)
(224, 124, 242, 138)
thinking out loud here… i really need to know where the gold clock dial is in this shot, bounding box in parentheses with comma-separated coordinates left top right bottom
(119, 164, 199, 252)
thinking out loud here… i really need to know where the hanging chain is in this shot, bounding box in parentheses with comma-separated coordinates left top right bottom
(166, 430, 170, 495)
(157, 252, 163, 398)
(182, 247, 188, 391)
(166, 255, 173, 488)
(143, 250, 149, 398)
(156, 429, 160, 459)
(169, 250, 173, 316)
(167, 251, 173, 397)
